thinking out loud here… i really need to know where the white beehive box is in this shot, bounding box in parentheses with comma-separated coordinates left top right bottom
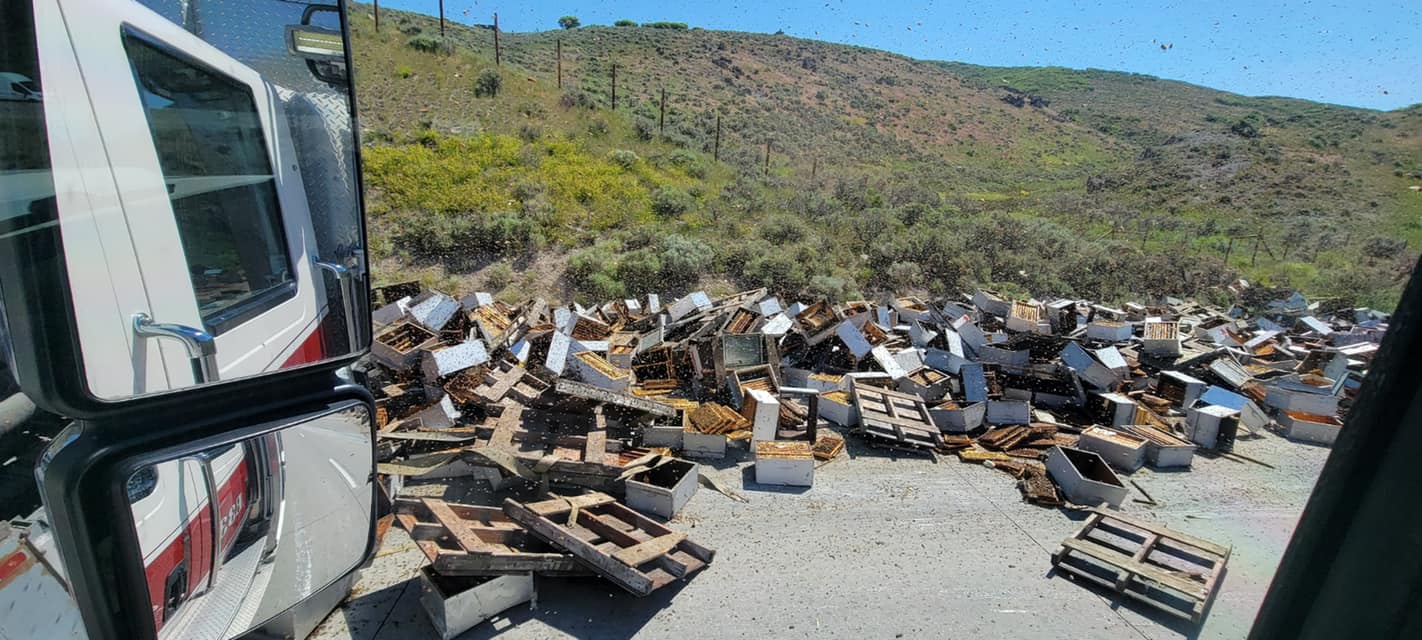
(625, 459, 699, 518)
(570, 351, 632, 392)
(755, 441, 814, 487)
(818, 390, 858, 426)
(682, 428, 727, 459)
(986, 399, 1031, 425)
(743, 388, 782, 443)
(1077, 426, 1148, 472)
(1046, 446, 1129, 508)
(1086, 320, 1133, 343)
(641, 424, 684, 449)
(1279, 410, 1342, 445)
(419, 569, 534, 640)
(1186, 404, 1240, 449)
(929, 401, 986, 433)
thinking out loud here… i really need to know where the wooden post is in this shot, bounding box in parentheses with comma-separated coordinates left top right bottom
(556, 39, 562, 88)
(811, 158, 818, 181)
(713, 115, 721, 162)
(611, 64, 617, 109)
(494, 13, 501, 66)
(1250, 237, 1261, 266)
(374, 0, 380, 33)
(764, 140, 771, 176)
(1224, 237, 1235, 263)
(439, 0, 445, 37)
(659, 88, 667, 136)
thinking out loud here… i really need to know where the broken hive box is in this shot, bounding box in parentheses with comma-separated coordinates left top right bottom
(571, 351, 632, 392)
(986, 399, 1032, 425)
(1076, 427, 1148, 472)
(373, 321, 438, 371)
(755, 440, 815, 487)
(1185, 404, 1241, 451)
(812, 433, 846, 460)
(1045, 446, 1128, 508)
(502, 492, 714, 597)
(625, 459, 699, 519)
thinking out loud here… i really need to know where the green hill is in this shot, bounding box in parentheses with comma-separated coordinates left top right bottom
(349, 5, 1421, 309)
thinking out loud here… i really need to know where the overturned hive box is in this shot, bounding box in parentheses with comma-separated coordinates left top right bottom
(373, 321, 438, 370)
(1046, 446, 1128, 508)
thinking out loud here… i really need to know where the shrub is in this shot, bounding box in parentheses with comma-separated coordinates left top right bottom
(616, 249, 663, 292)
(406, 35, 447, 54)
(560, 90, 596, 110)
(645, 21, 689, 30)
(759, 215, 806, 244)
(609, 149, 640, 169)
(395, 65, 413, 79)
(614, 19, 638, 27)
(660, 234, 714, 285)
(633, 118, 656, 141)
(558, 15, 581, 29)
(483, 261, 514, 292)
(651, 186, 693, 217)
(473, 70, 502, 98)
(518, 124, 542, 142)
(587, 120, 610, 137)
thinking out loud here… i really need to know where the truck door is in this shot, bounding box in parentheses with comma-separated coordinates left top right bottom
(37, 0, 328, 394)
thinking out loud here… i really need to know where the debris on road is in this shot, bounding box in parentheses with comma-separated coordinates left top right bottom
(1052, 508, 1231, 624)
(364, 280, 1381, 628)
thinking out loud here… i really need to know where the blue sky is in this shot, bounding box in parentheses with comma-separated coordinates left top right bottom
(372, 1, 1420, 110)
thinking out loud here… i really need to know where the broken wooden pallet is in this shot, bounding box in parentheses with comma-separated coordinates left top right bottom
(1051, 508, 1230, 624)
(502, 492, 714, 596)
(394, 497, 586, 576)
(851, 385, 943, 450)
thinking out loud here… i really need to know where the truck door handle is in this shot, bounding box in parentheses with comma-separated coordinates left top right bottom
(132, 313, 220, 383)
(315, 259, 361, 351)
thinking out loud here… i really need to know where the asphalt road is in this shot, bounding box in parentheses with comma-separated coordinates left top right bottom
(313, 425, 1329, 640)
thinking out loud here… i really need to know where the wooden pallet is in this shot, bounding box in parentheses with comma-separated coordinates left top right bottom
(394, 497, 586, 576)
(851, 385, 943, 449)
(502, 492, 714, 596)
(1051, 508, 1230, 623)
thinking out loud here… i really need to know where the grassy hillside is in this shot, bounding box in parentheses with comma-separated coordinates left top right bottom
(348, 4, 1421, 310)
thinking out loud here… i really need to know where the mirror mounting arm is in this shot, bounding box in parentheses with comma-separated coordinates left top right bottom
(315, 260, 361, 351)
(132, 312, 220, 383)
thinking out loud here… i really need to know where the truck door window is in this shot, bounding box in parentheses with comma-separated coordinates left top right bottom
(122, 32, 295, 336)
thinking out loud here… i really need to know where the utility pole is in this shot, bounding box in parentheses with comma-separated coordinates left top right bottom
(713, 115, 721, 162)
(611, 64, 617, 109)
(493, 13, 501, 66)
(556, 39, 562, 88)
(438, 0, 445, 38)
(374, 0, 380, 33)
(659, 87, 667, 136)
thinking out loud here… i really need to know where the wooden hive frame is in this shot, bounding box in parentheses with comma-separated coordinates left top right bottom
(394, 497, 586, 576)
(502, 492, 714, 596)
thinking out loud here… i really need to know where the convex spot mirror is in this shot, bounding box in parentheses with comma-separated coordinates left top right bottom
(0, 0, 368, 412)
(120, 401, 373, 639)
